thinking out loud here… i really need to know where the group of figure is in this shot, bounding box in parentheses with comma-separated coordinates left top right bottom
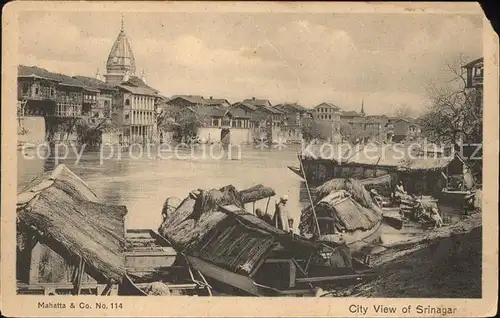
(371, 181, 444, 228)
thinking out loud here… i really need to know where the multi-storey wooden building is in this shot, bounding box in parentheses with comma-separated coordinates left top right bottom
(17, 66, 90, 118)
(462, 57, 483, 89)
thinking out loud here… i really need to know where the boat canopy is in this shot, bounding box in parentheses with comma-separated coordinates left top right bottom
(17, 164, 128, 283)
(301, 144, 455, 171)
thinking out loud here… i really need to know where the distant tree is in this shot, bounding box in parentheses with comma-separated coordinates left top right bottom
(340, 122, 366, 144)
(393, 104, 415, 119)
(301, 119, 323, 142)
(158, 107, 202, 142)
(419, 55, 483, 184)
(420, 56, 482, 145)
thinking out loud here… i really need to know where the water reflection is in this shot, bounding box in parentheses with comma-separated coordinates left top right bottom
(18, 146, 305, 230)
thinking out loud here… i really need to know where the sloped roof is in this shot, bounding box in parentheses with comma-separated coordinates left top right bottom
(242, 98, 272, 107)
(204, 98, 230, 106)
(120, 76, 159, 94)
(18, 65, 93, 90)
(228, 107, 250, 119)
(74, 76, 117, 91)
(195, 106, 228, 117)
(160, 185, 320, 276)
(119, 84, 158, 96)
(260, 106, 283, 115)
(301, 144, 455, 171)
(232, 102, 258, 111)
(315, 102, 341, 110)
(169, 95, 206, 105)
(17, 165, 127, 283)
(462, 57, 483, 69)
(274, 103, 308, 113)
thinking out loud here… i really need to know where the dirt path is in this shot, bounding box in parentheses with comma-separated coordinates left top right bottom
(331, 213, 482, 298)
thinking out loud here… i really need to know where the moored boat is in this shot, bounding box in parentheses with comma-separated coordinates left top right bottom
(158, 185, 379, 296)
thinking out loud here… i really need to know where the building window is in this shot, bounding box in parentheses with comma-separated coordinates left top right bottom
(125, 99, 130, 106)
(22, 83, 29, 94)
(328, 115, 332, 120)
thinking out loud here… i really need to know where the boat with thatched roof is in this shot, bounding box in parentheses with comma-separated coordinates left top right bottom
(16, 164, 128, 295)
(299, 178, 384, 255)
(158, 184, 378, 296)
(16, 164, 210, 296)
(291, 143, 462, 196)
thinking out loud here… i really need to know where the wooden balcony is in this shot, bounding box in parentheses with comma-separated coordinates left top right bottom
(19, 92, 57, 101)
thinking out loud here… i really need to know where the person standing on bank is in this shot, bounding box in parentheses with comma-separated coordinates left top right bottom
(273, 195, 293, 232)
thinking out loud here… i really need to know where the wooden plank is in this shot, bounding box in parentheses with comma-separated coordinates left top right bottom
(29, 241, 42, 284)
(124, 250, 177, 257)
(295, 272, 378, 283)
(289, 260, 296, 289)
(186, 256, 263, 296)
(133, 283, 198, 290)
(74, 257, 85, 295)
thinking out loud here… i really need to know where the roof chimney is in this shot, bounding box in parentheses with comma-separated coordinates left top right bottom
(252, 97, 256, 101)
(210, 96, 213, 100)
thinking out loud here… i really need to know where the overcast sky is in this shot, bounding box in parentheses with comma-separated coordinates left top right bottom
(18, 11, 482, 115)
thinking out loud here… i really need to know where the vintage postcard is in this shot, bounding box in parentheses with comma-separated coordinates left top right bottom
(1, 1, 498, 317)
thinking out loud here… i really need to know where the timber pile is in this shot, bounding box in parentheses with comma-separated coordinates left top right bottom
(16, 164, 128, 283)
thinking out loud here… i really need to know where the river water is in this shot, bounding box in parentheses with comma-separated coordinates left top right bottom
(18, 144, 309, 230)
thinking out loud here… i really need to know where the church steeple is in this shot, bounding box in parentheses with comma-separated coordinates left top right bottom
(360, 99, 365, 116)
(104, 15, 136, 85)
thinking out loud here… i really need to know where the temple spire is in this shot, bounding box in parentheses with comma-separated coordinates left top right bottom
(360, 99, 365, 116)
(121, 14, 124, 31)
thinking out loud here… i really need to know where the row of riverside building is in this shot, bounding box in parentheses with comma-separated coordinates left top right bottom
(159, 96, 423, 145)
(17, 19, 483, 146)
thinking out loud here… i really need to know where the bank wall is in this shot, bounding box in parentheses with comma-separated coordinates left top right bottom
(198, 127, 253, 144)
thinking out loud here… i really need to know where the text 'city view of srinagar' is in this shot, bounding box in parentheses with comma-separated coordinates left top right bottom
(16, 11, 483, 303)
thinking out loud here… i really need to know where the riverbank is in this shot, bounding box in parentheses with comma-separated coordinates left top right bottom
(331, 213, 482, 298)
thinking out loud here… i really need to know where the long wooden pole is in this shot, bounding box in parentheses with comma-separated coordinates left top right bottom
(74, 256, 85, 295)
(297, 152, 321, 238)
(264, 197, 271, 214)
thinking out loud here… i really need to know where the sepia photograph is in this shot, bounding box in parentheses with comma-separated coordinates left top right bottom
(2, 1, 498, 317)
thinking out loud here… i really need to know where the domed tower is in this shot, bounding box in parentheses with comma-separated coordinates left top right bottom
(104, 16, 136, 85)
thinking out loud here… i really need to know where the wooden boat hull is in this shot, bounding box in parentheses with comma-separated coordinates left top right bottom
(287, 165, 304, 179)
(185, 256, 274, 296)
(436, 190, 468, 208)
(344, 220, 383, 254)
